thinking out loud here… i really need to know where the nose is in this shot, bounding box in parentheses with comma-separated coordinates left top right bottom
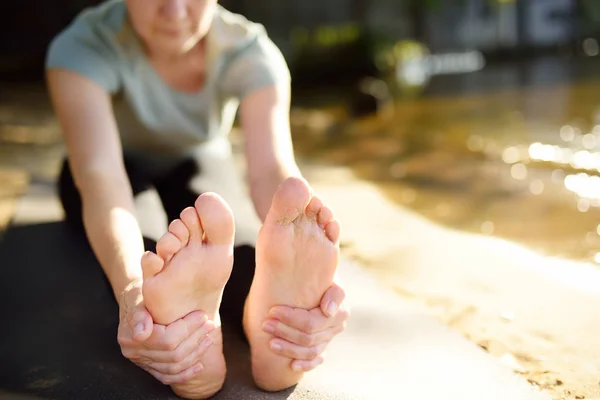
(161, 0, 187, 20)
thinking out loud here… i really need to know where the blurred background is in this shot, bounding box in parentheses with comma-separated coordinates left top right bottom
(2, 0, 600, 265)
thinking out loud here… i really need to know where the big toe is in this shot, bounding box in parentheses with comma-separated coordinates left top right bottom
(195, 193, 235, 245)
(270, 177, 312, 223)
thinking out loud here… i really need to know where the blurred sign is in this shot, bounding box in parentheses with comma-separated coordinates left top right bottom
(393, 41, 486, 87)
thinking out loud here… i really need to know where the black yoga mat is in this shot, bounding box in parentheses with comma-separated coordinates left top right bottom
(0, 189, 544, 400)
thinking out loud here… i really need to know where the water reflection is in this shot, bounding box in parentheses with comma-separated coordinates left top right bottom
(0, 84, 64, 179)
(510, 163, 528, 180)
(291, 57, 600, 266)
(529, 180, 544, 195)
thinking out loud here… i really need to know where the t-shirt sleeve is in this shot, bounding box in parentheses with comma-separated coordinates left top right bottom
(219, 34, 291, 101)
(45, 20, 121, 94)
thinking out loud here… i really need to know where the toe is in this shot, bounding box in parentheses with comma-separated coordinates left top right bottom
(142, 251, 164, 280)
(195, 193, 234, 245)
(305, 196, 324, 220)
(169, 219, 190, 246)
(317, 205, 334, 230)
(156, 232, 182, 263)
(180, 206, 204, 241)
(324, 219, 341, 244)
(270, 177, 312, 223)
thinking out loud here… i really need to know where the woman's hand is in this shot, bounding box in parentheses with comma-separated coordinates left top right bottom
(116, 281, 216, 385)
(262, 281, 350, 372)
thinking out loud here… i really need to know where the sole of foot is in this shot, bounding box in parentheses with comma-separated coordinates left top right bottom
(244, 176, 341, 391)
(142, 193, 235, 399)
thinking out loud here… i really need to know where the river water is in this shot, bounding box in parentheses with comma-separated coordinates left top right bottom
(291, 56, 600, 266)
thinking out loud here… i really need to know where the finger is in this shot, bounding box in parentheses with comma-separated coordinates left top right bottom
(146, 336, 213, 375)
(269, 339, 327, 361)
(167, 322, 215, 363)
(144, 312, 210, 350)
(131, 307, 154, 342)
(270, 306, 330, 334)
(119, 345, 140, 362)
(140, 321, 215, 363)
(181, 310, 212, 333)
(291, 355, 325, 372)
(269, 307, 318, 334)
(319, 282, 346, 318)
(143, 362, 204, 385)
(160, 314, 214, 351)
(263, 319, 339, 348)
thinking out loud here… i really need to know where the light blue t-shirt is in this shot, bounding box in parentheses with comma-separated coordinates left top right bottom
(46, 0, 291, 159)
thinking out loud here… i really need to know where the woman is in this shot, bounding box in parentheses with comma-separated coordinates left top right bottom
(46, 0, 349, 398)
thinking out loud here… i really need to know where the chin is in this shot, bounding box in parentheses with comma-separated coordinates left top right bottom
(151, 37, 194, 55)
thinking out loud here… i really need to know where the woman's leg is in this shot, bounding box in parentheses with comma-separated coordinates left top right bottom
(153, 158, 255, 337)
(144, 157, 242, 399)
(59, 156, 232, 399)
(57, 156, 169, 252)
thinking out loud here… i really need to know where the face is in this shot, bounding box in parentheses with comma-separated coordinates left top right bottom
(126, 0, 217, 57)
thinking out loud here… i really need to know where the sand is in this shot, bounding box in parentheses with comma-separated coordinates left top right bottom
(302, 163, 600, 400)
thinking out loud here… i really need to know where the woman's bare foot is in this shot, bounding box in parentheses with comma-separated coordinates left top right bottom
(141, 193, 235, 399)
(244, 177, 341, 391)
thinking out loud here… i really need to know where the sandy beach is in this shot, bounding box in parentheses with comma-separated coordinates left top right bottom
(302, 162, 600, 400)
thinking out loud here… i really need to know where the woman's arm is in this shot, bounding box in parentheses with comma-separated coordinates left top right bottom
(240, 82, 350, 371)
(239, 82, 302, 222)
(47, 69, 144, 299)
(47, 69, 213, 384)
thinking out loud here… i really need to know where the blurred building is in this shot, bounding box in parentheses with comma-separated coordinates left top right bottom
(0, 0, 587, 82)
(420, 0, 577, 55)
(219, 0, 578, 54)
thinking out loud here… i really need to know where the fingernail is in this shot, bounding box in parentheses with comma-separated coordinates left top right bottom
(200, 336, 213, 351)
(269, 308, 282, 319)
(292, 362, 303, 372)
(134, 322, 144, 336)
(193, 364, 204, 374)
(270, 341, 282, 351)
(326, 301, 338, 317)
(262, 321, 276, 334)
